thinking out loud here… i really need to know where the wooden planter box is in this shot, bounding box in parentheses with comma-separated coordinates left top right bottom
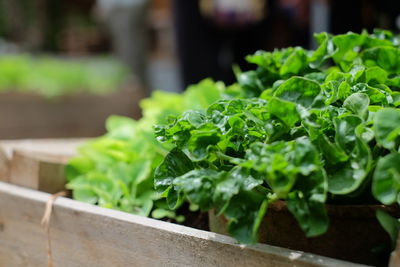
(0, 139, 384, 266)
(0, 86, 145, 139)
(0, 182, 364, 267)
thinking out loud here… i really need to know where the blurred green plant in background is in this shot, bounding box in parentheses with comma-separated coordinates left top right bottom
(0, 54, 129, 97)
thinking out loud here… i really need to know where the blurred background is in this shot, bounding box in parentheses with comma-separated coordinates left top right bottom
(0, 0, 399, 139)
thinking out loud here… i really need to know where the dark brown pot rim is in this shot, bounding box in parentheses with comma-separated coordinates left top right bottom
(269, 200, 400, 218)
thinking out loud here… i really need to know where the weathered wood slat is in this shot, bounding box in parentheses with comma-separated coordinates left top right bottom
(390, 234, 400, 267)
(0, 87, 144, 139)
(0, 138, 85, 190)
(8, 150, 69, 193)
(0, 148, 9, 182)
(0, 182, 366, 267)
(0, 138, 87, 159)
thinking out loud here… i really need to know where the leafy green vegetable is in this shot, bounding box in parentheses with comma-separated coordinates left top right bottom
(155, 30, 400, 244)
(66, 29, 400, 248)
(373, 108, 400, 150)
(343, 93, 369, 119)
(376, 209, 400, 247)
(67, 79, 225, 220)
(372, 152, 400, 205)
(274, 77, 321, 108)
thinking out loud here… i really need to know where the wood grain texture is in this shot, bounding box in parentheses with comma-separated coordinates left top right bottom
(0, 86, 144, 139)
(390, 234, 400, 267)
(0, 182, 367, 267)
(8, 150, 69, 193)
(0, 148, 9, 182)
(0, 139, 86, 192)
(0, 138, 87, 159)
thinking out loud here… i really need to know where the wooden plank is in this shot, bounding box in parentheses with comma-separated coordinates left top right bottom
(0, 86, 144, 139)
(0, 148, 9, 182)
(8, 150, 69, 193)
(0, 138, 87, 159)
(0, 182, 366, 267)
(0, 139, 85, 191)
(390, 234, 400, 267)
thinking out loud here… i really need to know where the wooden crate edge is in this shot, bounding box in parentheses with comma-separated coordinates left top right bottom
(0, 182, 366, 267)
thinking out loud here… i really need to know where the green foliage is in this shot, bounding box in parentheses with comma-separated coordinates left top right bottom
(373, 109, 400, 150)
(155, 30, 400, 244)
(66, 29, 400, 246)
(372, 152, 400, 205)
(0, 55, 129, 97)
(376, 209, 400, 248)
(66, 79, 224, 220)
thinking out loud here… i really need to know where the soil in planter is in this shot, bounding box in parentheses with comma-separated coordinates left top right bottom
(177, 203, 209, 231)
(209, 201, 400, 266)
(159, 203, 210, 231)
(180, 209, 209, 232)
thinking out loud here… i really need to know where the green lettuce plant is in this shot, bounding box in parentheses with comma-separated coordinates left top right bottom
(155, 30, 400, 244)
(66, 79, 225, 221)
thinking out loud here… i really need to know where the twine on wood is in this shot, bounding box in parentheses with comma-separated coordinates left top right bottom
(41, 191, 67, 267)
